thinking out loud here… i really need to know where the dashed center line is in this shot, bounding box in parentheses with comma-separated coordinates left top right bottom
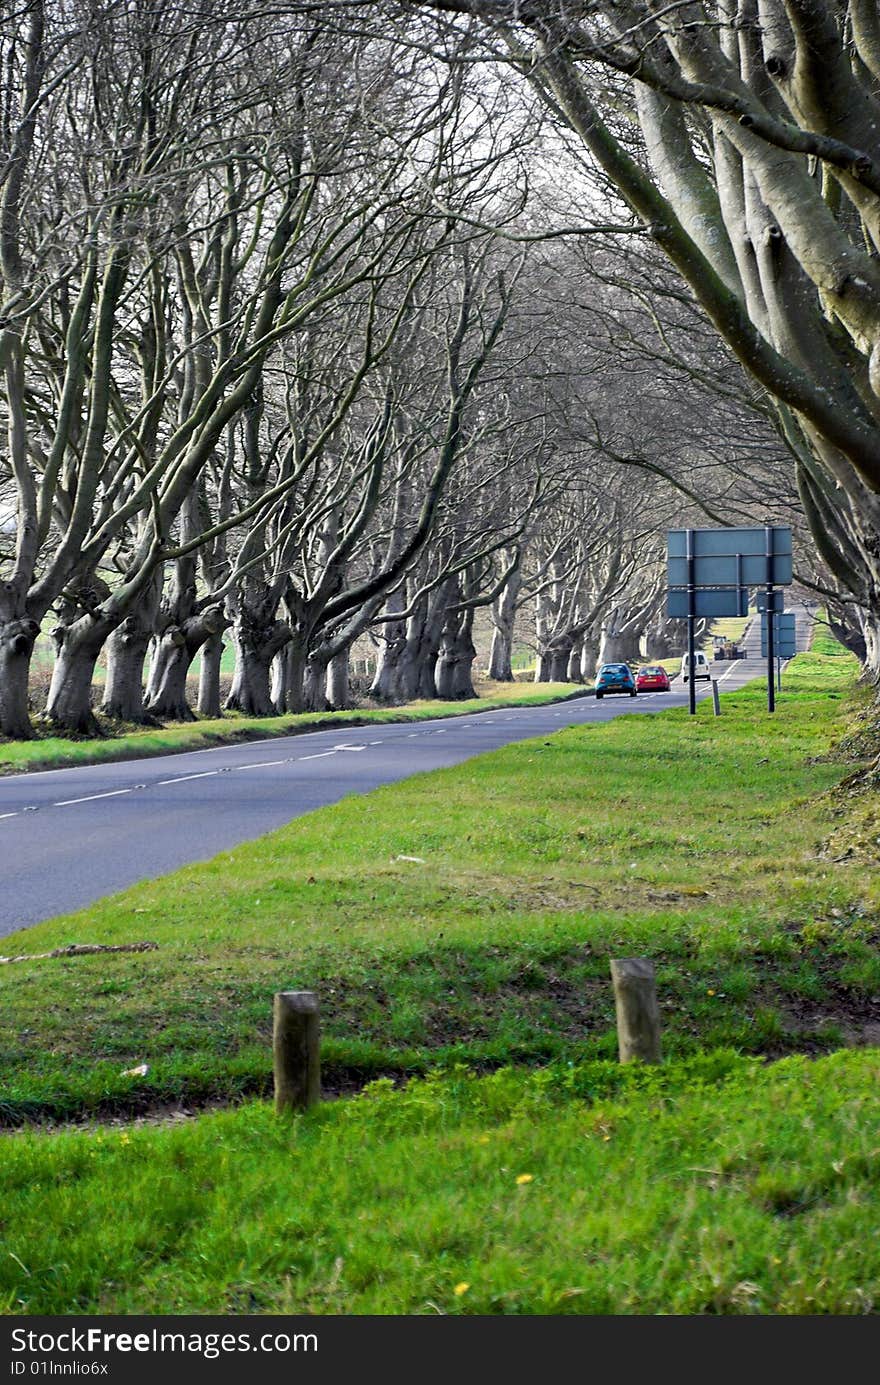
(232, 760, 286, 771)
(55, 788, 133, 806)
(0, 811, 19, 820)
(299, 751, 337, 761)
(156, 771, 219, 786)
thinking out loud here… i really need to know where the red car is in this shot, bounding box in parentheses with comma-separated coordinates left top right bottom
(636, 664, 671, 692)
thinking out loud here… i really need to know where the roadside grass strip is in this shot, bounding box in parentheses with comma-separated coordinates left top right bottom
(0, 683, 585, 776)
(1, 630, 877, 1125)
(2, 1050, 879, 1314)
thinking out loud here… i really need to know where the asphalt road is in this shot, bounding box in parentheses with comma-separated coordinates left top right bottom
(0, 619, 809, 940)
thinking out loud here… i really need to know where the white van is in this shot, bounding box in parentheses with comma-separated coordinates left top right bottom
(681, 651, 711, 682)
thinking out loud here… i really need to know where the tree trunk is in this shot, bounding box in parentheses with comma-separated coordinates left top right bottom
(226, 618, 290, 717)
(548, 642, 574, 682)
(198, 634, 225, 718)
(488, 565, 522, 681)
(145, 606, 228, 721)
(534, 651, 553, 682)
(566, 639, 583, 682)
(600, 630, 643, 665)
(102, 616, 155, 724)
(45, 617, 111, 735)
(436, 619, 477, 700)
(303, 652, 331, 712)
(370, 591, 407, 702)
(580, 639, 599, 682)
(326, 650, 351, 709)
(272, 636, 310, 714)
(0, 618, 40, 739)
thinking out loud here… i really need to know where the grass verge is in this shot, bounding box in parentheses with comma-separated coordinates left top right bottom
(3, 627, 880, 1315)
(2, 1049, 879, 1313)
(0, 681, 585, 776)
(1, 627, 876, 1127)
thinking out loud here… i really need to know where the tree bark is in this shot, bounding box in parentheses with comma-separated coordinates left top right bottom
(488, 563, 522, 680)
(548, 642, 574, 682)
(145, 606, 228, 721)
(600, 630, 643, 665)
(226, 617, 290, 717)
(435, 611, 477, 700)
(326, 650, 351, 709)
(102, 620, 154, 724)
(580, 641, 599, 681)
(198, 634, 225, 719)
(303, 651, 331, 712)
(0, 618, 40, 740)
(45, 617, 111, 735)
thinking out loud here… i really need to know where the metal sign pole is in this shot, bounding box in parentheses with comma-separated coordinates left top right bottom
(765, 524, 775, 713)
(686, 528, 696, 716)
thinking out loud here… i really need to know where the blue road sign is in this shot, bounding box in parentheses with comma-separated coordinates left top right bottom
(667, 588, 749, 619)
(755, 589, 784, 612)
(761, 611, 796, 658)
(667, 526, 792, 587)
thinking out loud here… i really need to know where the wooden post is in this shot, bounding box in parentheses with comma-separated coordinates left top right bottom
(273, 990, 321, 1114)
(711, 679, 721, 716)
(609, 958, 661, 1063)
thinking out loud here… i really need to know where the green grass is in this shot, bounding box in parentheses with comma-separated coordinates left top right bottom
(2, 1049, 879, 1314)
(0, 626, 875, 1127)
(2, 625, 879, 1315)
(0, 681, 584, 776)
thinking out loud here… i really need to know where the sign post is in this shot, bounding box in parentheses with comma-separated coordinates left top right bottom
(686, 528, 696, 717)
(765, 525, 775, 713)
(667, 525, 792, 717)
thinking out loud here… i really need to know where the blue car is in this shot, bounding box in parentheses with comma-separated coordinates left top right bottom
(594, 662, 637, 698)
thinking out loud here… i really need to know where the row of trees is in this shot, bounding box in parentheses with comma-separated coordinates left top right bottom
(3, 0, 847, 742)
(400, 0, 880, 677)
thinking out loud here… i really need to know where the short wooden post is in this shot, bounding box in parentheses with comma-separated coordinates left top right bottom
(273, 990, 321, 1114)
(711, 679, 721, 716)
(609, 958, 661, 1063)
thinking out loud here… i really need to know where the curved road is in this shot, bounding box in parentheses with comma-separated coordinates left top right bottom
(0, 619, 808, 940)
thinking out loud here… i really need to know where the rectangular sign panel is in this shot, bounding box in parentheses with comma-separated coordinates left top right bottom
(667, 526, 792, 586)
(667, 527, 792, 559)
(755, 589, 784, 612)
(761, 611, 796, 657)
(667, 588, 750, 619)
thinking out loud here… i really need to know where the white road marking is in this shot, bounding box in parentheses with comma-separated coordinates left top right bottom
(299, 751, 337, 761)
(231, 760, 286, 771)
(156, 771, 220, 786)
(54, 788, 132, 806)
(0, 811, 19, 820)
(333, 743, 367, 752)
(714, 661, 742, 685)
(368, 740, 383, 745)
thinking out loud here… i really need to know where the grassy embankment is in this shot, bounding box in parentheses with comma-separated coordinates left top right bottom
(0, 680, 583, 776)
(2, 628, 879, 1313)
